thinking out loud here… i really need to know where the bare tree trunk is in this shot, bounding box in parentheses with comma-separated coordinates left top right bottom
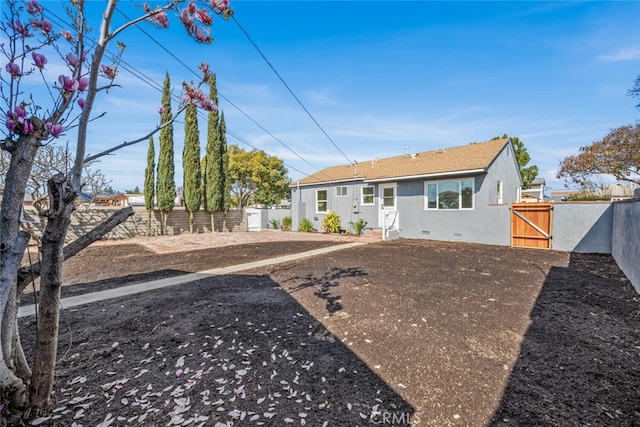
(0, 232, 30, 422)
(210, 213, 215, 232)
(0, 133, 42, 420)
(28, 174, 74, 412)
(189, 211, 194, 234)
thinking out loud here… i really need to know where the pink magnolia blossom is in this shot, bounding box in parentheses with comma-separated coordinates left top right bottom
(199, 99, 217, 111)
(151, 11, 169, 28)
(210, 0, 230, 12)
(26, 0, 43, 14)
(193, 26, 211, 43)
(5, 63, 21, 77)
(195, 8, 212, 25)
(60, 30, 73, 42)
(30, 18, 52, 34)
(66, 53, 80, 67)
(77, 98, 85, 109)
(198, 62, 212, 81)
(101, 64, 117, 79)
(179, 8, 194, 27)
(45, 122, 64, 138)
(158, 107, 165, 114)
(188, 1, 197, 14)
(9, 20, 31, 37)
(6, 119, 17, 132)
(22, 120, 34, 134)
(12, 106, 27, 119)
(78, 77, 89, 91)
(32, 52, 47, 68)
(58, 74, 79, 92)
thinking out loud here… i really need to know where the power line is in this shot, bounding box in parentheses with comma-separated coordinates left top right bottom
(232, 15, 354, 166)
(118, 8, 329, 178)
(47, 6, 336, 182)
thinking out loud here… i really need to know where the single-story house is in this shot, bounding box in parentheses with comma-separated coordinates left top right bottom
(291, 137, 523, 246)
(520, 177, 546, 202)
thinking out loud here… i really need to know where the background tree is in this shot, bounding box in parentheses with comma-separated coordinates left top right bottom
(0, 0, 232, 419)
(156, 73, 177, 234)
(204, 73, 221, 229)
(557, 123, 640, 186)
(144, 135, 156, 230)
(218, 111, 230, 211)
(228, 145, 290, 208)
(183, 103, 201, 233)
(629, 75, 640, 108)
(494, 134, 539, 187)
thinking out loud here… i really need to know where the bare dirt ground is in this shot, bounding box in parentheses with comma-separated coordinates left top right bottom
(16, 233, 640, 426)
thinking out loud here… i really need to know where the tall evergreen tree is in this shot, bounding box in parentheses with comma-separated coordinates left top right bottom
(219, 111, 230, 211)
(144, 135, 155, 234)
(156, 72, 176, 234)
(204, 74, 221, 216)
(183, 103, 201, 233)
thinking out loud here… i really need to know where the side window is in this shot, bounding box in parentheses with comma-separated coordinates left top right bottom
(424, 179, 475, 210)
(361, 186, 374, 205)
(316, 190, 328, 213)
(496, 180, 503, 204)
(336, 186, 347, 197)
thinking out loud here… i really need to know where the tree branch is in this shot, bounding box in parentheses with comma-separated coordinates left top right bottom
(83, 104, 187, 164)
(17, 206, 134, 294)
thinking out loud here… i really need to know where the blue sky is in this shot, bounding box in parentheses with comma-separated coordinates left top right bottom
(16, 1, 640, 192)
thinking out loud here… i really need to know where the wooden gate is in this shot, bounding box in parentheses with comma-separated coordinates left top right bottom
(510, 203, 552, 249)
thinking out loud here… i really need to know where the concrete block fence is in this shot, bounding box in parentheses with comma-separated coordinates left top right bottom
(22, 206, 246, 242)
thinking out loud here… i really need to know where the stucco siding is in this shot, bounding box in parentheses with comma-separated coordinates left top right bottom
(551, 203, 613, 253)
(291, 181, 376, 232)
(397, 178, 512, 245)
(612, 199, 640, 293)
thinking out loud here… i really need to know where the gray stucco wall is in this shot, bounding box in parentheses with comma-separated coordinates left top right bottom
(612, 199, 640, 293)
(551, 203, 613, 253)
(396, 180, 512, 245)
(291, 181, 374, 232)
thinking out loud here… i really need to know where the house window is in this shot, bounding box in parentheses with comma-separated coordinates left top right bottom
(424, 179, 474, 210)
(316, 190, 328, 213)
(361, 186, 374, 205)
(336, 186, 347, 197)
(497, 180, 503, 204)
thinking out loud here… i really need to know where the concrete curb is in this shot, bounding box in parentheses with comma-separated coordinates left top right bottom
(18, 242, 365, 318)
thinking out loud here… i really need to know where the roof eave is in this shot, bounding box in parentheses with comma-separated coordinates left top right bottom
(364, 168, 487, 183)
(291, 177, 365, 188)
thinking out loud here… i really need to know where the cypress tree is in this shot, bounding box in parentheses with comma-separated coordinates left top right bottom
(156, 72, 176, 234)
(219, 111, 230, 211)
(204, 73, 221, 230)
(183, 103, 201, 233)
(144, 135, 155, 234)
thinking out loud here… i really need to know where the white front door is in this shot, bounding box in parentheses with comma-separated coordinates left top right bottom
(378, 183, 398, 230)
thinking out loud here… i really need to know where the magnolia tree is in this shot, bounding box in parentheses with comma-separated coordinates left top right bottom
(0, 0, 232, 420)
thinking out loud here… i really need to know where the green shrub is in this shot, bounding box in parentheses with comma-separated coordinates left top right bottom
(269, 218, 281, 230)
(322, 211, 341, 233)
(281, 216, 292, 231)
(349, 218, 367, 235)
(298, 217, 314, 232)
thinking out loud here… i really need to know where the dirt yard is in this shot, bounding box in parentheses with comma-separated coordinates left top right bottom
(17, 233, 640, 426)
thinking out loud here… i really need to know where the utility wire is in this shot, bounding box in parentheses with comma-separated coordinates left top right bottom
(232, 15, 354, 166)
(118, 8, 332, 180)
(47, 7, 336, 182)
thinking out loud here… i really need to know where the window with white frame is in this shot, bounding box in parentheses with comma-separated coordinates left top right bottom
(497, 180, 503, 204)
(361, 186, 374, 205)
(425, 179, 474, 210)
(316, 190, 328, 213)
(336, 186, 347, 197)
